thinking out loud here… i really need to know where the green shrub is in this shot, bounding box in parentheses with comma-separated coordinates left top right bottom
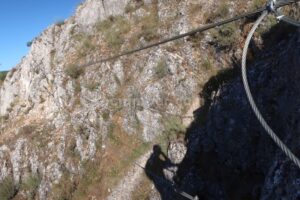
(163, 116, 186, 139)
(80, 39, 95, 57)
(210, 22, 238, 49)
(102, 110, 110, 121)
(74, 81, 81, 94)
(72, 159, 102, 198)
(96, 16, 131, 51)
(0, 71, 8, 87)
(0, 176, 17, 200)
(125, 4, 134, 13)
(108, 123, 119, 145)
(138, 12, 160, 42)
(202, 58, 212, 70)
(55, 20, 65, 27)
(21, 174, 41, 199)
(65, 65, 84, 79)
(27, 41, 33, 47)
(217, 2, 229, 18)
(0, 71, 8, 81)
(158, 116, 186, 152)
(257, 15, 277, 35)
(154, 59, 169, 79)
(205, 2, 229, 22)
(72, 33, 96, 57)
(84, 81, 99, 91)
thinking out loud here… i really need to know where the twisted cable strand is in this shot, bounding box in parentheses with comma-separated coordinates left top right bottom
(241, 10, 300, 169)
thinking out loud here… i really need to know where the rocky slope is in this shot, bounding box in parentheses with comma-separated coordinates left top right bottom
(0, 0, 299, 199)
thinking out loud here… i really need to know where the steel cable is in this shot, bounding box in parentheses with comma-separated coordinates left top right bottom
(275, 0, 300, 26)
(79, 8, 267, 68)
(70, 0, 300, 69)
(241, 10, 300, 169)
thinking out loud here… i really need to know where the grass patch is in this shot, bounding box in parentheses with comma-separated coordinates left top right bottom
(205, 2, 229, 23)
(0, 176, 18, 200)
(51, 137, 104, 200)
(216, 2, 230, 18)
(21, 174, 41, 199)
(51, 172, 77, 200)
(0, 71, 8, 81)
(65, 64, 85, 79)
(257, 14, 278, 35)
(68, 124, 149, 199)
(96, 16, 131, 51)
(156, 116, 186, 153)
(125, 0, 144, 13)
(72, 160, 102, 199)
(101, 110, 110, 121)
(202, 58, 213, 70)
(138, 10, 160, 42)
(72, 33, 96, 57)
(0, 71, 8, 87)
(210, 22, 239, 49)
(163, 116, 186, 140)
(55, 20, 65, 27)
(84, 81, 99, 91)
(154, 59, 169, 79)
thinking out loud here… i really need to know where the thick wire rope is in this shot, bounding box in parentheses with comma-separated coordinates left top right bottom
(241, 10, 300, 169)
(275, 0, 300, 26)
(80, 7, 265, 67)
(60, 0, 297, 71)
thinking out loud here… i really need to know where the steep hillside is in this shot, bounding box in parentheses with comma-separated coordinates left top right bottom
(0, 0, 299, 199)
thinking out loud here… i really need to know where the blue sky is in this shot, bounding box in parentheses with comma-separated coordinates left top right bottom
(0, 0, 82, 71)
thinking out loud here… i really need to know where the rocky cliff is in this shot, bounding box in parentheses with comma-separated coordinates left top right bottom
(0, 0, 299, 199)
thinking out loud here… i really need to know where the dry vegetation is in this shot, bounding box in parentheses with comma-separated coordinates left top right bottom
(50, 121, 150, 200)
(0, 71, 8, 87)
(0, 176, 17, 200)
(96, 16, 131, 51)
(65, 64, 85, 79)
(210, 22, 239, 49)
(154, 59, 169, 79)
(2, 0, 283, 199)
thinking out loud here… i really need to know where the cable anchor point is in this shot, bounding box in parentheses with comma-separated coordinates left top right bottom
(267, 0, 277, 12)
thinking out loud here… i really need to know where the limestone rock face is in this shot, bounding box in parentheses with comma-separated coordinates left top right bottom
(0, 0, 298, 199)
(75, 0, 130, 27)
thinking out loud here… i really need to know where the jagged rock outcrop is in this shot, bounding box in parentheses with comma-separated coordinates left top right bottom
(0, 0, 211, 198)
(0, 0, 298, 199)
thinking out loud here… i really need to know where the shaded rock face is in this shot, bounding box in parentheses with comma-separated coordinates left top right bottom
(171, 29, 300, 199)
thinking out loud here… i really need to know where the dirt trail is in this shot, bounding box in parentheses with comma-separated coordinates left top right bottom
(107, 97, 200, 200)
(106, 151, 152, 200)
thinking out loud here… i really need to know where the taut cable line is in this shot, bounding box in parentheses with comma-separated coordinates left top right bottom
(76, 0, 299, 68)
